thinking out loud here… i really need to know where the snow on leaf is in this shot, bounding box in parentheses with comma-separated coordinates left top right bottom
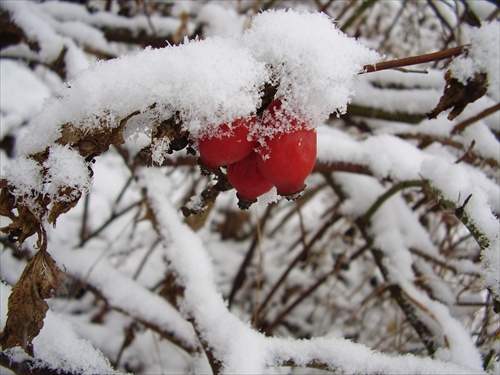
(243, 9, 380, 133)
(17, 36, 267, 156)
(2, 156, 44, 200)
(43, 145, 91, 201)
(451, 21, 500, 102)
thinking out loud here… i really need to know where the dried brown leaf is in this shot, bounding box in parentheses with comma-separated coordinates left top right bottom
(427, 71, 488, 120)
(48, 187, 83, 226)
(0, 182, 16, 219)
(0, 250, 67, 355)
(0, 186, 47, 247)
(152, 116, 189, 154)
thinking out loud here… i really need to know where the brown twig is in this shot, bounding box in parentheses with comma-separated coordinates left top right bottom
(262, 253, 347, 335)
(0, 352, 79, 375)
(452, 103, 500, 134)
(362, 45, 469, 74)
(228, 205, 273, 307)
(256, 211, 343, 327)
(314, 161, 371, 176)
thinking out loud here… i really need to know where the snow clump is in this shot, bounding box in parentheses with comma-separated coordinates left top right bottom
(16, 9, 379, 156)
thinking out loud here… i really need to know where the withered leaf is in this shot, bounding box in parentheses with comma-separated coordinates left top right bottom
(427, 71, 487, 121)
(152, 116, 189, 154)
(48, 187, 83, 227)
(0, 186, 47, 248)
(57, 110, 132, 159)
(0, 182, 16, 219)
(0, 250, 67, 356)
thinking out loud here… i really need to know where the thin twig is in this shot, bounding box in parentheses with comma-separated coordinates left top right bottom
(263, 254, 346, 334)
(252, 205, 264, 328)
(359, 180, 426, 225)
(340, 0, 376, 31)
(362, 45, 469, 74)
(78, 200, 141, 247)
(452, 103, 500, 134)
(256, 212, 342, 325)
(228, 205, 272, 307)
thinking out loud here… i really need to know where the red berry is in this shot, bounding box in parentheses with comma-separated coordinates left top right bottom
(227, 151, 273, 205)
(258, 128, 316, 196)
(198, 117, 257, 169)
(257, 99, 317, 197)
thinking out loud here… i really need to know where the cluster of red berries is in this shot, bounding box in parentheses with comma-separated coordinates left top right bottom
(197, 99, 317, 208)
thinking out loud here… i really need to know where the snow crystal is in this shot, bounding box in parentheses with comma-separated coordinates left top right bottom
(450, 21, 500, 101)
(18, 36, 267, 155)
(43, 145, 91, 201)
(14, 8, 380, 166)
(150, 137, 170, 165)
(184, 195, 205, 212)
(243, 9, 380, 133)
(3, 156, 44, 198)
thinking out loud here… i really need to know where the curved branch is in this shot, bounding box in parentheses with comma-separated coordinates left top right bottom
(0, 352, 76, 375)
(359, 180, 426, 225)
(452, 103, 500, 134)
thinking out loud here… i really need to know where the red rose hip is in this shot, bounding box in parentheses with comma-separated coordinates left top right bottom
(227, 151, 274, 208)
(258, 128, 317, 197)
(257, 98, 317, 197)
(198, 117, 257, 169)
